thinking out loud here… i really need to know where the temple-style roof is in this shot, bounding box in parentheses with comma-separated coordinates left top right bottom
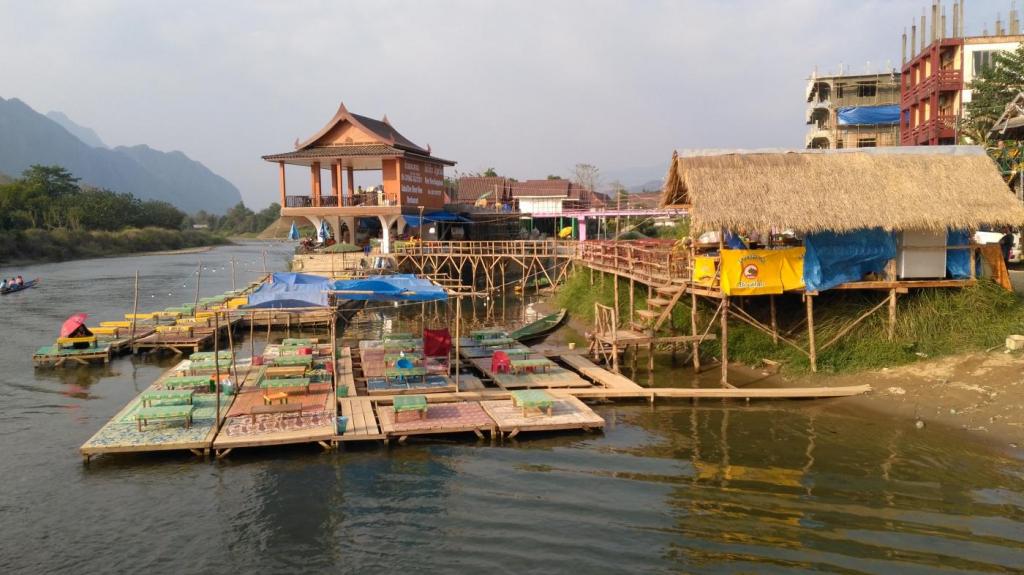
(262, 101, 455, 167)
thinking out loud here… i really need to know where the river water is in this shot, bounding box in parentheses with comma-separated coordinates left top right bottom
(1, 242, 1023, 574)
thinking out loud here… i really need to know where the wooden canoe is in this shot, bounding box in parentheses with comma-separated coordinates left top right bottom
(510, 308, 568, 344)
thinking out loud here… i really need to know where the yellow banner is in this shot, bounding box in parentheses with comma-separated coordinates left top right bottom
(693, 256, 718, 286)
(720, 248, 805, 295)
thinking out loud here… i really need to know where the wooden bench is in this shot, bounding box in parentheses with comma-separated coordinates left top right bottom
(261, 377, 311, 393)
(263, 392, 289, 405)
(163, 376, 212, 390)
(263, 365, 307, 378)
(270, 355, 314, 367)
(249, 402, 303, 423)
(56, 336, 97, 349)
(135, 405, 195, 431)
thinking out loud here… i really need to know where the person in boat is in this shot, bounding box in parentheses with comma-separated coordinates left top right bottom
(15, 275, 24, 286)
(0, 279, 7, 290)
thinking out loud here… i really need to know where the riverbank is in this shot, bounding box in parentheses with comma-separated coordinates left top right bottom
(0, 227, 229, 265)
(543, 299, 1024, 449)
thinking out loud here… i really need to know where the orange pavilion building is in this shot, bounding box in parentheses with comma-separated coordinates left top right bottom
(262, 102, 456, 252)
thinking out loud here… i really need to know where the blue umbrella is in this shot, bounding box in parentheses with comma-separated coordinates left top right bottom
(288, 221, 299, 240)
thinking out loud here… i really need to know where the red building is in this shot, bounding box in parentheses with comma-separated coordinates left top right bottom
(900, 37, 963, 146)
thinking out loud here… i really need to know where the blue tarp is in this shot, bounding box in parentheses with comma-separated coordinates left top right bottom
(947, 229, 972, 279)
(330, 274, 447, 302)
(270, 272, 331, 286)
(243, 272, 331, 309)
(837, 105, 901, 126)
(403, 212, 472, 228)
(803, 228, 897, 292)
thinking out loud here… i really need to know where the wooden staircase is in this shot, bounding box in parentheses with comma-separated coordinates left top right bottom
(631, 280, 688, 333)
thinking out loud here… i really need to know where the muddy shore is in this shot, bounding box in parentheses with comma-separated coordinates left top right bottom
(534, 294, 1024, 450)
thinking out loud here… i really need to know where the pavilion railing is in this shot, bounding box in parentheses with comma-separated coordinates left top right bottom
(393, 240, 578, 258)
(577, 239, 689, 285)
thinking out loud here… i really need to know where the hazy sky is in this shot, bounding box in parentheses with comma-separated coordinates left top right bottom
(0, 0, 1014, 208)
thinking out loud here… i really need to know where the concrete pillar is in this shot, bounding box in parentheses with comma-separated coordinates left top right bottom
(311, 162, 322, 206)
(347, 166, 355, 198)
(330, 164, 339, 198)
(278, 161, 287, 207)
(343, 216, 357, 243)
(578, 216, 587, 241)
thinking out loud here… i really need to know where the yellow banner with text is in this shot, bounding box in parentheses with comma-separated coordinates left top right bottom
(720, 248, 805, 295)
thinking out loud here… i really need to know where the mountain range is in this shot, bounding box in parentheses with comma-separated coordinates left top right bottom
(0, 97, 242, 213)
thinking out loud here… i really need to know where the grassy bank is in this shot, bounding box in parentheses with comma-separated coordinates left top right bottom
(0, 227, 229, 264)
(555, 268, 1024, 374)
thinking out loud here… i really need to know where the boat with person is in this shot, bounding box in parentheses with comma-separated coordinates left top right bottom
(510, 308, 568, 344)
(1, 278, 38, 295)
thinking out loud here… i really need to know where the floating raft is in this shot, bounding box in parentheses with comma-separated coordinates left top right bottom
(480, 396, 605, 439)
(33, 343, 112, 368)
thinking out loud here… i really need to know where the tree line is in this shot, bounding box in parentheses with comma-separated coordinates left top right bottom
(0, 164, 279, 235)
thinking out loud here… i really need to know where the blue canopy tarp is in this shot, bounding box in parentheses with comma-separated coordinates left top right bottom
(837, 105, 900, 126)
(330, 274, 447, 302)
(403, 212, 472, 228)
(947, 229, 971, 278)
(803, 228, 896, 292)
(242, 272, 331, 308)
(270, 272, 331, 286)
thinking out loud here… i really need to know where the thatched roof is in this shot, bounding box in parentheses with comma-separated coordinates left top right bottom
(661, 146, 1024, 233)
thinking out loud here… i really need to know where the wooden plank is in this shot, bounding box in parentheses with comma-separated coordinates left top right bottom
(558, 353, 644, 391)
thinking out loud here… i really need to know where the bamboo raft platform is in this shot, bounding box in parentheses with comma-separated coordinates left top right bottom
(33, 343, 113, 368)
(79, 359, 243, 461)
(481, 396, 605, 440)
(212, 343, 338, 457)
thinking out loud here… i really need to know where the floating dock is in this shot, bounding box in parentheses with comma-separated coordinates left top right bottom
(33, 343, 112, 367)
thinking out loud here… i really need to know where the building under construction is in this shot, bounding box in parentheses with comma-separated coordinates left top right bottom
(901, 0, 1024, 145)
(806, 70, 901, 149)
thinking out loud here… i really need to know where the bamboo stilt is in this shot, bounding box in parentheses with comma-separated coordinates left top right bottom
(769, 295, 778, 345)
(193, 260, 202, 317)
(807, 294, 817, 373)
(720, 295, 729, 387)
(130, 270, 139, 342)
(887, 288, 897, 341)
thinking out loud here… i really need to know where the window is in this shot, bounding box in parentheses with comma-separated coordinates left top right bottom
(835, 84, 845, 99)
(836, 139, 844, 149)
(857, 82, 877, 98)
(857, 138, 877, 148)
(973, 50, 997, 75)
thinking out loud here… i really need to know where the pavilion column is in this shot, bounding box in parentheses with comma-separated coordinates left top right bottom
(578, 216, 587, 241)
(347, 167, 355, 198)
(311, 162, 322, 206)
(330, 164, 339, 198)
(278, 161, 286, 208)
(378, 215, 398, 254)
(335, 162, 344, 205)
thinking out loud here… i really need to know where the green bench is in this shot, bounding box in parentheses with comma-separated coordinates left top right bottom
(393, 394, 428, 420)
(190, 351, 232, 361)
(281, 338, 315, 346)
(478, 337, 516, 347)
(135, 404, 195, 431)
(385, 366, 428, 384)
(471, 328, 507, 340)
(270, 355, 313, 367)
(383, 332, 416, 341)
(510, 358, 556, 375)
(140, 389, 194, 407)
(511, 390, 554, 416)
(189, 359, 232, 372)
(495, 348, 532, 357)
(380, 340, 421, 351)
(261, 377, 311, 393)
(163, 376, 212, 390)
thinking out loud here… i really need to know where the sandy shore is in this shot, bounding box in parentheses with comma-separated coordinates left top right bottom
(138, 246, 216, 256)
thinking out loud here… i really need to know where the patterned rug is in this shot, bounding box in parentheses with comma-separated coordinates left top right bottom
(222, 410, 333, 437)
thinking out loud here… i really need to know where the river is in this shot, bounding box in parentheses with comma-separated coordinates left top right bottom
(1, 242, 1022, 573)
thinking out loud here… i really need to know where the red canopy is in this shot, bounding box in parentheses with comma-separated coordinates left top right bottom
(423, 328, 451, 357)
(60, 313, 88, 338)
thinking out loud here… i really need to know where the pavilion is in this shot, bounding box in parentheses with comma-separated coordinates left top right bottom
(262, 102, 456, 252)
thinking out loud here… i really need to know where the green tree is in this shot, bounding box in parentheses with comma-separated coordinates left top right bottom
(482, 167, 498, 177)
(963, 43, 1024, 144)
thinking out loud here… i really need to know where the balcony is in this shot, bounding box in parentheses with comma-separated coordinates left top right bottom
(901, 115, 957, 145)
(284, 193, 400, 209)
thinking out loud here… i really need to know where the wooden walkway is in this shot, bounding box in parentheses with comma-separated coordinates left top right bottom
(338, 398, 383, 441)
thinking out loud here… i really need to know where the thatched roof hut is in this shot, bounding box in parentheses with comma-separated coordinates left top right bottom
(661, 146, 1024, 233)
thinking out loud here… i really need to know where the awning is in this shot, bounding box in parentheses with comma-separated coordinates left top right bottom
(330, 274, 447, 302)
(243, 273, 331, 308)
(402, 212, 472, 228)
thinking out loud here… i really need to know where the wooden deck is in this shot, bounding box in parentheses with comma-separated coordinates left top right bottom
(337, 397, 383, 441)
(377, 401, 495, 442)
(132, 331, 216, 355)
(466, 357, 591, 390)
(480, 396, 605, 439)
(33, 344, 112, 368)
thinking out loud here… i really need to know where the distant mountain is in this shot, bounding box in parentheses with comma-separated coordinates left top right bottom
(627, 179, 664, 193)
(45, 110, 107, 148)
(0, 97, 242, 213)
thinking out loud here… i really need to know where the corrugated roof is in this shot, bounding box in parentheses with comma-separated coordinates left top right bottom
(262, 144, 404, 161)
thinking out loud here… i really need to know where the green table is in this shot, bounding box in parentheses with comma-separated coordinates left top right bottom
(271, 355, 314, 367)
(282, 338, 315, 346)
(140, 389, 194, 407)
(135, 404, 195, 431)
(190, 351, 232, 361)
(511, 390, 554, 416)
(471, 328, 507, 340)
(386, 366, 428, 378)
(383, 332, 416, 341)
(189, 359, 232, 372)
(495, 348, 532, 357)
(477, 337, 515, 347)
(393, 394, 428, 419)
(510, 358, 556, 375)
(163, 376, 212, 390)
(385, 352, 423, 362)
(381, 340, 421, 351)
(261, 377, 311, 393)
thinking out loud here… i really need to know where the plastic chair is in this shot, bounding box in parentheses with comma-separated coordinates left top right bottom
(491, 351, 511, 374)
(396, 357, 414, 369)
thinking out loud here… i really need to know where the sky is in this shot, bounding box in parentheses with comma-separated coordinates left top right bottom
(0, 0, 1015, 208)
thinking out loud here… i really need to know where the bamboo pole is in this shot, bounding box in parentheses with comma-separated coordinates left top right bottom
(888, 288, 897, 341)
(249, 308, 256, 359)
(455, 295, 462, 394)
(629, 277, 635, 327)
(225, 309, 239, 389)
(806, 294, 817, 373)
(213, 310, 222, 432)
(262, 249, 268, 274)
(230, 258, 236, 292)
(129, 270, 139, 343)
(193, 260, 202, 317)
(720, 295, 729, 387)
